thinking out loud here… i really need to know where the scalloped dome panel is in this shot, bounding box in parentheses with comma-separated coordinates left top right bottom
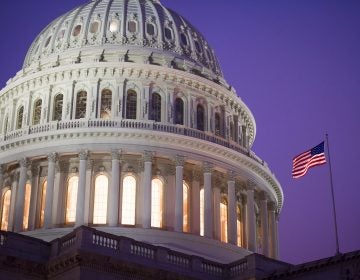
(23, 0, 223, 77)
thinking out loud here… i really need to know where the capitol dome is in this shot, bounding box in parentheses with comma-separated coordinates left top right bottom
(0, 0, 283, 266)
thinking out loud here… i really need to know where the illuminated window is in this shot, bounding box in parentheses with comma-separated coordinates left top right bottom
(215, 113, 221, 136)
(39, 181, 47, 228)
(126, 90, 137, 119)
(183, 182, 190, 232)
(90, 21, 99, 34)
(197, 104, 205, 131)
(73, 25, 82, 37)
(23, 184, 31, 231)
(237, 206, 243, 247)
(151, 178, 163, 228)
(200, 188, 204, 236)
(33, 99, 42, 125)
(75, 91, 87, 119)
(150, 93, 161, 122)
(174, 98, 184, 125)
(16, 106, 24, 129)
(121, 175, 136, 225)
(66, 176, 79, 223)
(93, 175, 108, 224)
(220, 201, 228, 243)
(109, 19, 119, 33)
(100, 89, 112, 119)
(128, 20, 137, 33)
(53, 94, 63, 121)
(0, 190, 11, 231)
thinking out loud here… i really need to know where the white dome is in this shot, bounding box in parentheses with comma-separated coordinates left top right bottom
(24, 0, 224, 81)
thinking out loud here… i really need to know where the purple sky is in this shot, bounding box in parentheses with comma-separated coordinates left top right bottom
(1, 0, 359, 265)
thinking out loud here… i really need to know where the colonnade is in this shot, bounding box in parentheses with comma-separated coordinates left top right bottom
(0, 150, 279, 259)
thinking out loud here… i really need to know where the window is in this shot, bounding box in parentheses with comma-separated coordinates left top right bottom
(16, 106, 24, 129)
(128, 20, 137, 33)
(147, 23, 155, 36)
(73, 25, 82, 37)
(200, 188, 204, 236)
(230, 122, 235, 141)
(174, 98, 184, 125)
(33, 99, 42, 125)
(151, 178, 163, 228)
(66, 176, 79, 223)
(90, 21, 100, 34)
(57, 29, 65, 40)
(150, 92, 161, 122)
(237, 206, 243, 247)
(109, 19, 119, 33)
(75, 91, 87, 119)
(23, 184, 31, 231)
(126, 90, 137, 119)
(45, 36, 52, 48)
(100, 89, 112, 119)
(121, 175, 136, 225)
(197, 104, 205, 131)
(53, 94, 63, 121)
(93, 175, 108, 224)
(180, 33, 188, 46)
(215, 113, 221, 136)
(0, 190, 11, 231)
(164, 27, 173, 40)
(195, 40, 202, 53)
(39, 181, 47, 228)
(220, 201, 228, 243)
(183, 182, 190, 232)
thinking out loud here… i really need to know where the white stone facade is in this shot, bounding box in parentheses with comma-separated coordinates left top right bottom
(0, 0, 283, 261)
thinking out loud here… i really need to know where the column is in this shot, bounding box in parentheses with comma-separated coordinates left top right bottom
(13, 158, 28, 232)
(0, 165, 4, 189)
(174, 155, 184, 232)
(241, 194, 247, 248)
(75, 151, 88, 227)
(203, 162, 213, 238)
(108, 150, 121, 226)
(260, 192, 269, 257)
(227, 171, 237, 245)
(142, 151, 153, 228)
(44, 153, 57, 229)
(28, 166, 40, 231)
(275, 214, 280, 259)
(268, 201, 277, 259)
(8, 173, 19, 231)
(83, 160, 93, 224)
(246, 185, 256, 252)
(191, 169, 201, 235)
(213, 186, 221, 240)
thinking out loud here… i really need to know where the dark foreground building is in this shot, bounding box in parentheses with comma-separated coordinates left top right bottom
(0, 226, 359, 280)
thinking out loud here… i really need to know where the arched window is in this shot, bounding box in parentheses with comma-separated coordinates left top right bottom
(93, 175, 109, 224)
(16, 106, 24, 129)
(23, 183, 31, 231)
(39, 181, 47, 228)
(0, 189, 11, 231)
(121, 175, 136, 225)
(183, 182, 190, 232)
(197, 104, 205, 131)
(53, 94, 63, 121)
(174, 98, 184, 125)
(150, 92, 161, 122)
(126, 90, 137, 119)
(66, 176, 79, 223)
(33, 99, 42, 125)
(75, 91, 87, 119)
(230, 122, 235, 141)
(200, 188, 204, 236)
(151, 178, 163, 228)
(100, 89, 112, 119)
(220, 200, 228, 243)
(215, 113, 221, 136)
(237, 206, 243, 247)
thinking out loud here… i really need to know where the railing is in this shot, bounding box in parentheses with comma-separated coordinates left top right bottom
(130, 242, 155, 259)
(0, 118, 265, 167)
(0, 232, 6, 246)
(167, 252, 190, 267)
(92, 232, 118, 250)
(229, 259, 248, 276)
(60, 232, 77, 250)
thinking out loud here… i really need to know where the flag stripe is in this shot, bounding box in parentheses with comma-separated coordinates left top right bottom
(292, 142, 326, 178)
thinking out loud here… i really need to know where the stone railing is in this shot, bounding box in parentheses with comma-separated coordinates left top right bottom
(0, 118, 266, 167)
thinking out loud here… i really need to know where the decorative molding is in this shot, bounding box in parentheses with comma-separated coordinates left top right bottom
(203, 162, 213, 174)
(79, 150, 89, 160)
(111, 149, 121, 160)
(227, 170, 236, 182)
(175, 155, 185, 167)
(19, 158, 29, 168)
(47, 152, 58, 163)
(143, 151, 153, 162)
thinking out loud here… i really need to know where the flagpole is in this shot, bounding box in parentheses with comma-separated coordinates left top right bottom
(325, 133, 340, 255)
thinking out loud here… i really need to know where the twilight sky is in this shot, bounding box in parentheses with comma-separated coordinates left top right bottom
(0, 0, 359, 265)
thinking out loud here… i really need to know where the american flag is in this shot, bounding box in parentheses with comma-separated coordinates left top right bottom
(292, 142, 327, 178)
